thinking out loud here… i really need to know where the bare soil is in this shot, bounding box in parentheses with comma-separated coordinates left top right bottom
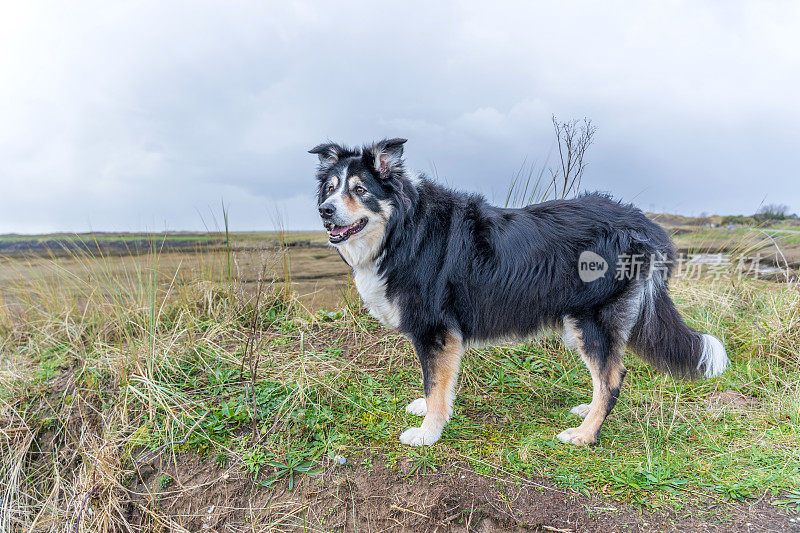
(123, 453, 799, 532)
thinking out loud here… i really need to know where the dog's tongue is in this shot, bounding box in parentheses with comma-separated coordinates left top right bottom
(331, 223, 355, 236)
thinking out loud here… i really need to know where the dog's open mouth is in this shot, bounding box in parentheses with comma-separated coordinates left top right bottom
(327, 218, 367, 243)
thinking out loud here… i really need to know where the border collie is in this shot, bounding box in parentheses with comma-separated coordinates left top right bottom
(309, 138, 728, 447)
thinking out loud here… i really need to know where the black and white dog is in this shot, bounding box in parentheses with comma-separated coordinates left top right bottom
(310, 138, 728, 447)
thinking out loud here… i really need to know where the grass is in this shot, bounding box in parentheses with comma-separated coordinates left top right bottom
(672, 226, 800, 248)
(0, 235, 799, 530)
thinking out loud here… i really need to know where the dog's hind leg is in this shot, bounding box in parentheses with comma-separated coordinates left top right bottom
(400, 332, 463, 446)
(557, 317, 627, 446)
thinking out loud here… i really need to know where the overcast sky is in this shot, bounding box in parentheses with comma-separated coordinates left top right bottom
(2, 1, 799, 233)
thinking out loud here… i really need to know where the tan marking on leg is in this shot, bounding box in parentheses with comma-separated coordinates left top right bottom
(400, 333, 463, 446)
(559, 332, 626, 446)
(422, 333, 463, 430)
(569, 358, 610, 444)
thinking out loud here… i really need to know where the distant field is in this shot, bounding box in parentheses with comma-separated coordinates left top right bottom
(658, 223, 800, 271)
(2, 222, 799, 321)
(671, 227, 800, 248)
(0, 230, 351, 306)
(0, 251, 348, 315)
(0, 232, 215, 242)
(0, 231, 329, 244)
(0, 230, 330, 259)
(2, 220, 798, 298)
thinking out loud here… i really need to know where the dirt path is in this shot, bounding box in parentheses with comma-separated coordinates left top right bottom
(124, 453, 799, 532)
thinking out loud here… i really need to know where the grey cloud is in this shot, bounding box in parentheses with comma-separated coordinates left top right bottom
(1, 1, 799, 233)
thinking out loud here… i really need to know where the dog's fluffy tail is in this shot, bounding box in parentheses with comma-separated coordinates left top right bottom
(628, 277, 728, 379)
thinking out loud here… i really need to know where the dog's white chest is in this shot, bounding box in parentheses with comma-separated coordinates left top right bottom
(352, 263, 401, 329)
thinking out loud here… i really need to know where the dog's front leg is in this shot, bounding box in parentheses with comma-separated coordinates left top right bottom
(400, 332, 463, 446)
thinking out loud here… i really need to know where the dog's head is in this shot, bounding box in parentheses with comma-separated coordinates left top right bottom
(309, 138, 407, 265)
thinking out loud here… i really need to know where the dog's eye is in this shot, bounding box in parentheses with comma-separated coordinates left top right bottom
(355, 186, 366, 196)
(327, 185, 335, 193)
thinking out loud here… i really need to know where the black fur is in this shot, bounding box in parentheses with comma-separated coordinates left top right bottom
(383, 187, 658, 341)
(380, 177, 713, 380)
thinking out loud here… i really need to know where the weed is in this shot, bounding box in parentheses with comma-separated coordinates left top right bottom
(773, 490, 800, 514)
(405, 447, 439, 477)
(258, 453, 323, 491)
(157, 474, 173, 489)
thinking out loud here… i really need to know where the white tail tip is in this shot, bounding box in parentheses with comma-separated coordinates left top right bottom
(698, 334, 729, 378)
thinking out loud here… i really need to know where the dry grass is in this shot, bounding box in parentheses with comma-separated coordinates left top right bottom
(0, 240, 799, 530)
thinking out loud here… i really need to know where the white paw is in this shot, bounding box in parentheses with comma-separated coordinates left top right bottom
(570, 403, 591, 418)
(556, 427, 595, 446)
(405, 398, 427, 417)
(399, 426, 440, 446)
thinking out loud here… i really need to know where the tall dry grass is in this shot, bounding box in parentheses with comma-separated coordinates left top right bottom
(0, 233, 307, 531)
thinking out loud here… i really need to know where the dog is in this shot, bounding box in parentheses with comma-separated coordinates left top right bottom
(309, 138, 729, 447)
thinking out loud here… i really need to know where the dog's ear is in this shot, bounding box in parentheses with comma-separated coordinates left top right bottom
(366, 138, 407, 179)
(308, 142, 343, 166)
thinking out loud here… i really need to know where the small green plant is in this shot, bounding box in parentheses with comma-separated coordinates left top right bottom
(774, 490, 800, 514)
(609, 465, 688, 497)
(712, 476, 760, 501)
(258, 453, 322, 491)
(186, 399, 250, 449)
(242, 447, 269, 478)
(316, 310, 343, 322)
(405, 447, 438, 477)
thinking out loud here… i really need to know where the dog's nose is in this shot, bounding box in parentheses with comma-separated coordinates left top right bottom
(319, 204, 335, 219)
